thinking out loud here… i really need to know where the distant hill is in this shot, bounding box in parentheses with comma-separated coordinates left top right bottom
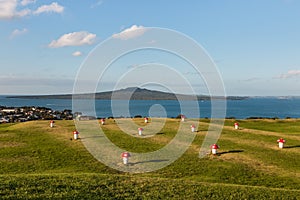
(8, 87, 248, 100)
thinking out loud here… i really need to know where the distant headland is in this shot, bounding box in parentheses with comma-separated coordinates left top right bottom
(7, 87, 248, 101)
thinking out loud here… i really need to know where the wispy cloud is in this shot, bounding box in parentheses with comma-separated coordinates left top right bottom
(91, 0, 103, 8)
(48, 31, 97, 48)
(33, 2, 64, 15)
(241, 77, 261, 82)
(20, 0, 36, 6)
(276, 70, 300, 79)
(0, 76, 74, 94)
(112, 25, 146, 40)
(183, 72, 199, 76)
(9, 28, 28, 39)
(72, 51, 83, 57)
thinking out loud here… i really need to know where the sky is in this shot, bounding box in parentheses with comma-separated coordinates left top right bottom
(1, 0, 300, 96)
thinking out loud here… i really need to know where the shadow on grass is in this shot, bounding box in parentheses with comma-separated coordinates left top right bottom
(70, 138, 82, 141)
(218, 150, 244, 155)
(131, 159, 169, 165)
(284, 145, 300, 149)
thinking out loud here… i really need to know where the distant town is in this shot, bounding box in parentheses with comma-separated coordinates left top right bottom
(0, 106, 73, 123)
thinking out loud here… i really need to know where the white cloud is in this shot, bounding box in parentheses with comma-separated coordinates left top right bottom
(33, 2, 64, 15)
(48, 31, 97, 48)
(277, 70, 300, 79)
(72, 51, 82, 57)
(0, 0, 17, 19)
(0, 1, 63, 20)
(9, 28, 28, 39)
(112, 25, 146, 40)
(20, 0, 36, 6)
(0, 0, 30, 19)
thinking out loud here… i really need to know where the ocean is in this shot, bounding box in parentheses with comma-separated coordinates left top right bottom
(1, 96, 300, 119)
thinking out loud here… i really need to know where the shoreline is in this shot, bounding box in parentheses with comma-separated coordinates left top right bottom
(1, 105, 299, 122)
(2, 96, 300, 119)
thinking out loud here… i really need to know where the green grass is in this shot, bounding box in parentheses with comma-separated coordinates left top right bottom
(1, 174, 299, 199)
(0, 119, 299, 199)
(225, 119, 300, 134)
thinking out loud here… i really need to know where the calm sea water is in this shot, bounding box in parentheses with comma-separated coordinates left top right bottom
(1, 96, 300, 119)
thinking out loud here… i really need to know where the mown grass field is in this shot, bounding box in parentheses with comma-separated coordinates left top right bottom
(0, 118, 299, 199)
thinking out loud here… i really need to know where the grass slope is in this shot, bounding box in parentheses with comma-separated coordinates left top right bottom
(0, 119, 299, 199)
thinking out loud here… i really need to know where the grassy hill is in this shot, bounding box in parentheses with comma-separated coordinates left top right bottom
(0, 119, 299, 199)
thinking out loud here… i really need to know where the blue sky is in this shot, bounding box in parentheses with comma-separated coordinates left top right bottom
(1, 0, 300, 96)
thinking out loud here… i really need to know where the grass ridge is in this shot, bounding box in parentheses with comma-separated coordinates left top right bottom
(0, 119, 299, 199)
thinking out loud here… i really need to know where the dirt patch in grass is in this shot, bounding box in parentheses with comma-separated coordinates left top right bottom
(0, 141, 26, 148)
(0, 133, 13, 138)
(0, 155, 33, 163)
(220, 152, 300, 178)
